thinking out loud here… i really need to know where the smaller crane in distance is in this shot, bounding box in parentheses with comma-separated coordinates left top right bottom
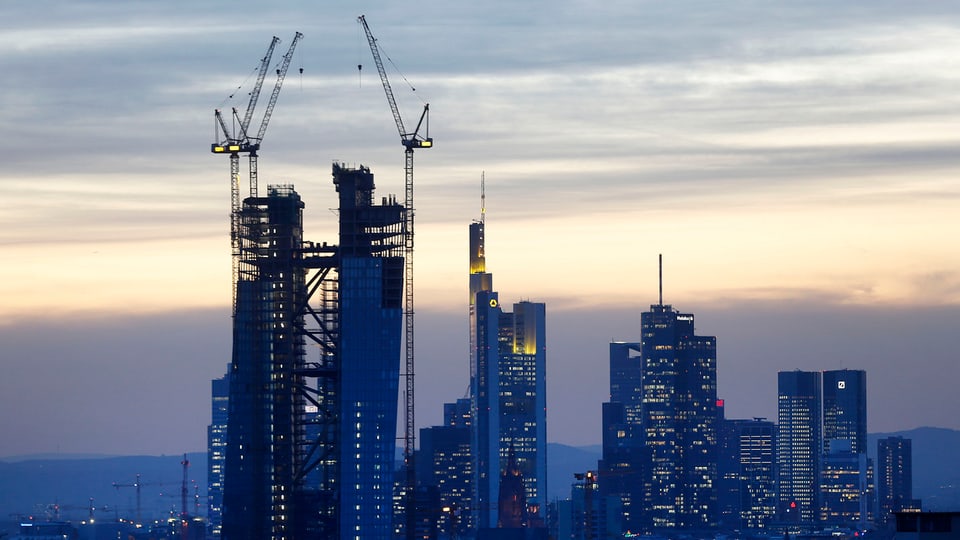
(358, 15, 432, 540)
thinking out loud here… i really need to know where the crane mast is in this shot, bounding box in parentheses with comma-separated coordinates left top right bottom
(359, 15, 433, 539)
(211, 33, 301, 314)
(249, 31, 302, 199)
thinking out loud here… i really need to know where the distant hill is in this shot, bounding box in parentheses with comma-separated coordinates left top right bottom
(0, 453, 207, 522)
(1, 428, 957, 522)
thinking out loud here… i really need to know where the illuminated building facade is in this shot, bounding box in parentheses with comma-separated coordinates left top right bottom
(777, 370, 822, 524)
(819, 369, 871, 528)
(333, 164, 405, 540)
(819, 448, 871, 528)
(823, 369, 867, 454)
(222, 186, 307, 540)
(718, 418, 776, 531)
(220, 164, 404, 540)
(418, 399, 475, 537)
(640, 302, 718, 530)
(497, 300, 547, 518)
(878, 436, 917, 526)
(207, 369, 229, 538)
(469, 215, 547, 530)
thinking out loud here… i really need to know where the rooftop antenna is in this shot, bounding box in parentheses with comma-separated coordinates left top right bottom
(658, 253, 663, 306)
(481, 171, 486, 224)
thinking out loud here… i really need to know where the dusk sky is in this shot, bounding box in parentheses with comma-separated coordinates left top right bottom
(2, 1, 959, 457)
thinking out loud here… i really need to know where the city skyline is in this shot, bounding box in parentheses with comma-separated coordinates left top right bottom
(2, 1, 960, 457)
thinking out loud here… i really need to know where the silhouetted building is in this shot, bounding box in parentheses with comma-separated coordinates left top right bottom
(207, 368, 229, 538)
(498, 448, 528, 528)
(470, 211, 547, 530)
(893, 511, 957, 540)
(599, 343, 645, 533)
(878, 437, 917, 526)
(640, 300, 718, 530)
(609, 342, 643, 426)
(718, 417, 776, 532)
(777, 370, 822, 525)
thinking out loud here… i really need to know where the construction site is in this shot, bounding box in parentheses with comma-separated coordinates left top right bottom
(210, 18, 432, 540)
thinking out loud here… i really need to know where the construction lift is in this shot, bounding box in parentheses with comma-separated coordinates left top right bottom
(211, 32, 303, 315)
(358, 15, 433, 540)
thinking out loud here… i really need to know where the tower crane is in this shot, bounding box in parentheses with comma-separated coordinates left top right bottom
(211, 32, 303, 315)
(358, 15, 433, 539)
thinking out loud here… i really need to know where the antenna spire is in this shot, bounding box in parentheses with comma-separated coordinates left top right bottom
(658, 254, 663, 306)
(481, 171, 486, 224)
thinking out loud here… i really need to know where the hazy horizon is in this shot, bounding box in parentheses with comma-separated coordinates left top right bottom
(2, 1, 959, 457)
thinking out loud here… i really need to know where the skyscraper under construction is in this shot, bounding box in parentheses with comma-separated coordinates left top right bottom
(220, 163, 404, 540)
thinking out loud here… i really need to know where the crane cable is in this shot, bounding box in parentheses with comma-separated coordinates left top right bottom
(355, 19, 425, 104)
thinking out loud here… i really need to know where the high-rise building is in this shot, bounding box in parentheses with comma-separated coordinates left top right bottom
(717, 417, 776, 532)
(599, 343, 645, 533)
(473, 286, 501, 529)
(220, 164, 405, 540)
(418, 399, 475, 537)
(777, 370, 822, 524)
(222, 186, 308, 540)
(609, 342, 643, 426)
(820, 448, 871, 528)
(819, 369, 871, 528)
(878, 436, 916, 526)
(497, 301, 547, 516)
(640, 301, 718, 530)
(823, 370, 867, 454)
(469, 206, 547, 531)
(332, 164, 405, 540)
(207, 369, 230, 538)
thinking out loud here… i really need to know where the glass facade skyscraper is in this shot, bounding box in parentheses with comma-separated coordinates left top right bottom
(469, 215, 547, 531)
(640, 303, 718, 531)
(333, 164, 405, 540)
(822, 369, 867, 454)
(777, 370, 822, 524)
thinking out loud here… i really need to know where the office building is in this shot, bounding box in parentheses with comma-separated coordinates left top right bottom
(220, 164, 404, 540)
(419, 400, 475, 537)
(640, 301, 718, 530)
(207, 369, 229, 538)
(222, 186, 308, 540)
(469, 208, 547, 530)
(819, 447, 871, 528)
(823, 370, 867, 454)
(718, 417, 776, 532)
(878, 436, 917, 526)
(819, 369, 871, 528)
(777, 370, 822, 525)
(599, 344, 645, 533)
(333, 164, 405, 540)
